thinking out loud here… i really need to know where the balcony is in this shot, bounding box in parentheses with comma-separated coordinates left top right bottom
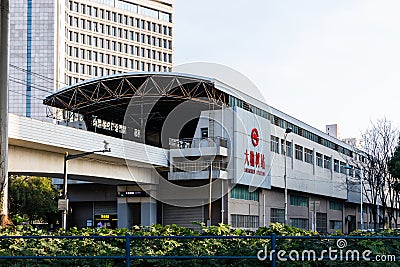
(169, 137, 229, 158)
(168, 161, 229, 180)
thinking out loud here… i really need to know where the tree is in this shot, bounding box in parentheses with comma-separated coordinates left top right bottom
(346, 119, 398, 230)
(388, 139, 400, 226)
(9, 176, 59, 225)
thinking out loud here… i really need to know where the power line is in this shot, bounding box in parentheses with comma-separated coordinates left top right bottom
(9, 54, 69, 87)
(9, 77, 54, 94)
(10, 64, 57, 84)
(8, 89, 48, 101)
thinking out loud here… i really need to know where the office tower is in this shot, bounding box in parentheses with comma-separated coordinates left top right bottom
(9, 0, 173, 120)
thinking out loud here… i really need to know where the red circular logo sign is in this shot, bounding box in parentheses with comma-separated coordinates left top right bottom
(251, 128, 259, 147)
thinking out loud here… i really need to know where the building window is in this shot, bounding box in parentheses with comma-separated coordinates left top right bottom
(231, 214, 259, 228)
(348, 166, 355, 177)
(201, 128, 208, 138)
(270, 208, 284, 224)
(80, 34, 85, 44)
(324, 156, 331, 169)
(316, 213, 327, 233)
(329, 200, 343, 211)
(340, 161, 347, 174)
(290, 195, 308, 207)
(270, 135, 279, 153)
(281, 140, 292, 157)
(290, 218, 308, 230)
(329, 220, 343, 230)
(295, 145, 303, 161)
(231, 185, 259, 201)
(304, 148, 313, 164)
(316, 153, 323, 167)
(334, 159, 339, 172)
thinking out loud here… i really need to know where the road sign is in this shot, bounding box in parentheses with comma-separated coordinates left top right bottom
(58, 199, 69, 211)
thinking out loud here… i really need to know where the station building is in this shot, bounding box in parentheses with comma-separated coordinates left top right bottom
(44, 72, 371, 233)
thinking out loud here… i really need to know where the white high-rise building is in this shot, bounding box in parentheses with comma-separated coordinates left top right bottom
(326, 124, 340, 139)
(9, 0, 174, 120)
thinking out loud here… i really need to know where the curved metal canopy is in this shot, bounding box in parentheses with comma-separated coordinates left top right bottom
(44, 72, 228, 124)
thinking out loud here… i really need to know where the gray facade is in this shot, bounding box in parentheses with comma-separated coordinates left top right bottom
(9, 0, 55, 120)
(9, 0, 174, 121)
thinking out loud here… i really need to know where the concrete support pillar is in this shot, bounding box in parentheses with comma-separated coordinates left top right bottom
(0, 0, 10, 219)
(117, 201, 131, 228)
(141, 201, 156, 226)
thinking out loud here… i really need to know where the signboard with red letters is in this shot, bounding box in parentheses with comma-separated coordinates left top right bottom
(233, 106, 271, 189)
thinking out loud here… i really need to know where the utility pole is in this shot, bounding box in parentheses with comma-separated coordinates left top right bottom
(283, 128, 292, 225)
(0, 0, 10, 227)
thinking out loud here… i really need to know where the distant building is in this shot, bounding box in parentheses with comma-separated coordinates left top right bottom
(9, 0, 173, 120)
(326, 124, 363, 150)
(326, 124, 341, 139)
(342, 137, 363, 150)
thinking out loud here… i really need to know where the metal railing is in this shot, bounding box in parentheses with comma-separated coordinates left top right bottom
(1, 234, 400, 266)
(172, 161, 228, 172)
(169, 136, 228, 149)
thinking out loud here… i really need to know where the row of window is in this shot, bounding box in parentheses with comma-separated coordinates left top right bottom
(290, 195, 344, 211)
(231, 185, 259, 201)
(67, 27, 172, 50)
(229, 95, 359, 160)
(231, 214, 259, 229)
(66, 45, 172, 64)
(270, 135, 361, 177)
(66, 60, 167, 75)
(69, 1, 172, 24)
(65, 65, 173, 85)
(230, 188, 346, 213)
(271, 208, 342, 231)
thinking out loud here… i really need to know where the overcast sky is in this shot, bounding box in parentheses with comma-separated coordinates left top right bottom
(173, 0, 400, 138)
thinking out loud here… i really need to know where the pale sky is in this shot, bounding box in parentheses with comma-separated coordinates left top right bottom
(173, 0, 400, 138)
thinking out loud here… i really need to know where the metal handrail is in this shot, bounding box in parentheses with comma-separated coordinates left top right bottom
(172, 161, 228, 172)
(0, 233, 400, 266)
(169, 136, 229, 149)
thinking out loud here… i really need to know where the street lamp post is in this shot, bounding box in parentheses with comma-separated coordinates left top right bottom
(283, 128, 292, 226)
(360, 170, 364, 231)
(345, 165, 364, 231)
(207, 161, 212, 227)
(61, 141, 111, 229)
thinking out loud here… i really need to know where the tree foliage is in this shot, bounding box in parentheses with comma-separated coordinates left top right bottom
(388, 141, 400, 180)
(9, 176, 59, 224)
(347, 118, 399, 229)
(0, 223, 399, 266)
